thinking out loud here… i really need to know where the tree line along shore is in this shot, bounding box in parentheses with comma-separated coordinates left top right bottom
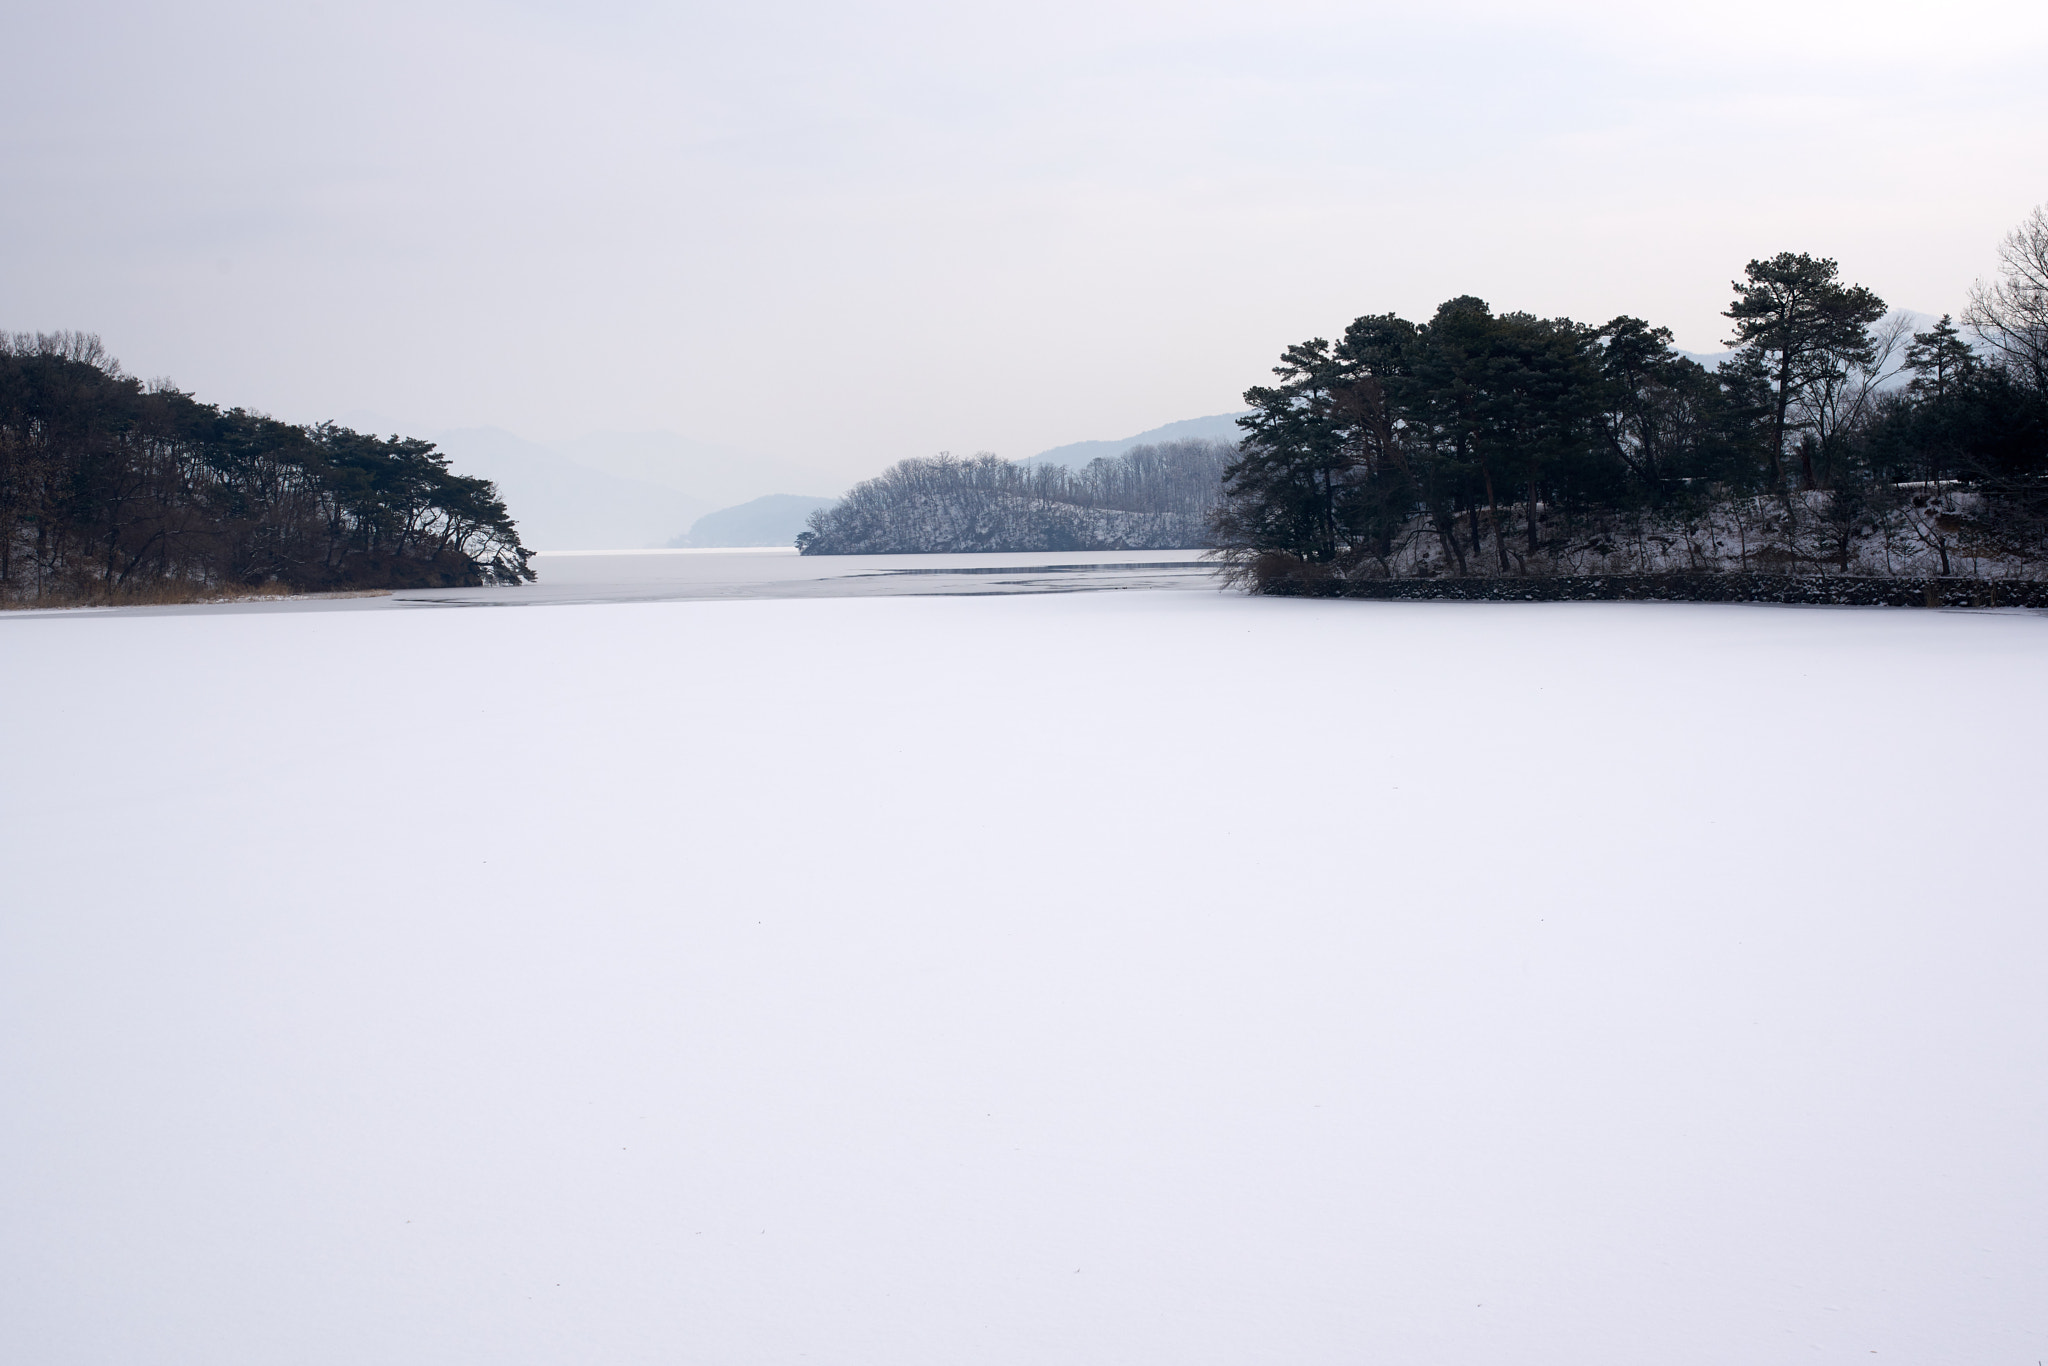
(0, 334, 532, 608)
(1212, 209, 2048, 595)
(796, 442, 1234, 555)
(800, 208, 2048, 601)
(10, 205, 2043, 604)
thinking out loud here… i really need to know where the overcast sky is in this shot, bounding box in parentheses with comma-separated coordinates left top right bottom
(5, 0, 2046, 478)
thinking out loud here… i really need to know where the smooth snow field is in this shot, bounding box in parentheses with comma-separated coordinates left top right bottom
(3, 593, 2045, 1365)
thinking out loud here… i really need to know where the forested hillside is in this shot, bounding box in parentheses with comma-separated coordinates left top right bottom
(798, 440, 1232, 554)
(1217, 208, 2048, 594)
(0, 334, 533, 605)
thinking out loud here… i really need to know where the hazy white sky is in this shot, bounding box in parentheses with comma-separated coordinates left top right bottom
(5, 0, 2045, 478)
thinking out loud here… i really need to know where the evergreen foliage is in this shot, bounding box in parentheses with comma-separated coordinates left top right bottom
(0, 334, 533, 604)
(1724, 253, 1889, 490)
(1215, 210, 2048, 592)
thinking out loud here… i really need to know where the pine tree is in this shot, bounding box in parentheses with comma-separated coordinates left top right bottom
(1904, 314, 1974, 399)
(1724, 253, 1887, 490)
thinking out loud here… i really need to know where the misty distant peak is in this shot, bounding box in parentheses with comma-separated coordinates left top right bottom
(1022, 412, 1249, 469)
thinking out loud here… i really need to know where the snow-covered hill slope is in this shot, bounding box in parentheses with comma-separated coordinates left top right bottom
(803, 490, 1208, 553)
(3, 594, 2044, 1365)
(1022, 411, 1247, 468)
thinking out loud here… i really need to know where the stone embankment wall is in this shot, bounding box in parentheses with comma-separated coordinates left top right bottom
(1268, 573, 2048, 608)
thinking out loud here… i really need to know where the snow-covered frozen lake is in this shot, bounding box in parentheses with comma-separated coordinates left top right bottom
(4, 591, 2045, 1365)
(41, 547, 1222, 615)
(503, 548, 1221, 606)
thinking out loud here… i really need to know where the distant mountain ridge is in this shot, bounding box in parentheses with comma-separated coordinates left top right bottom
(337, 411, 1257, 551)
(402, 426, 718, 552)
(669, 494, 837, 548)
(1022, 412, 1248, 468)
(335, 413, 845, 551)
(549, 431, 841, 510)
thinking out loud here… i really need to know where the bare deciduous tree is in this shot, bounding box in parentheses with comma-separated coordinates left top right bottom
(799, 442, 1235, 554)
(1966, 204, 2048, 395)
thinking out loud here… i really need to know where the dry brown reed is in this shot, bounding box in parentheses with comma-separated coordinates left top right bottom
(0, 580, 392, 611)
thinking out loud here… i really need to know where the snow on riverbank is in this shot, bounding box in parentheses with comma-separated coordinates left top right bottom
(3, 594, 2044, 1365)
